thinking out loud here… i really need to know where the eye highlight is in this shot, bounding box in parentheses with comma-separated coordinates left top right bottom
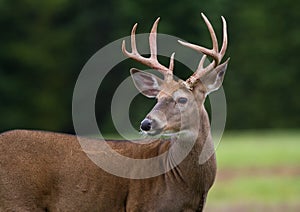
(177, 97, 188, 104)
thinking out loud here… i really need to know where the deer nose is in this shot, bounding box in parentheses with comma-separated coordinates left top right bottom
(140, 119, 152, 131)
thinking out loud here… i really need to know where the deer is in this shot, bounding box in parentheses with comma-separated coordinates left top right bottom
(0, 13, 228, 211)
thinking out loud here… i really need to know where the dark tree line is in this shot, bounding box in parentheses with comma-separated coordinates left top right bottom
(0, 0, 299, 134)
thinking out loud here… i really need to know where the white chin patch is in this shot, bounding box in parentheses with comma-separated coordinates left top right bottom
(145, 130, 178, 137)
(161, 130, 178, 136)
(140, 128, 163, 136)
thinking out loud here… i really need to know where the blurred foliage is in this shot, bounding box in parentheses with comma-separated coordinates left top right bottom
(0, 0, 299, 133)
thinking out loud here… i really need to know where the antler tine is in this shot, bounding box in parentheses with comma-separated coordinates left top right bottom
(169, 52, 175, 71)
(178, 13, 228, 89)
(220, 16, 228, 58)
(122, 23, 139, 59)
(130, 23, 138, 54)
(122, 18, 174, 79)
(149, 18, 159, 60)
(201, 13, 219, 56)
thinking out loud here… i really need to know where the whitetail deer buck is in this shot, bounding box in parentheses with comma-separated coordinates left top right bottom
(0, 13, 228, 211)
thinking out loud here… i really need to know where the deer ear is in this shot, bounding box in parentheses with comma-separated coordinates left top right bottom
(130, 68, 163, 98)
(201, 58, 230, 95)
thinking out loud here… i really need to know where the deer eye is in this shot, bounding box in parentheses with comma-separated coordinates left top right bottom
(177, 97, 188, 104)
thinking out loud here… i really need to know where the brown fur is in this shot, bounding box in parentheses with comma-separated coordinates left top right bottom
(0, 100, 216, 211)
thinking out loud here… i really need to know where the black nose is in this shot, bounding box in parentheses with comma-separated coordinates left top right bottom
(140, 119, 152, 131)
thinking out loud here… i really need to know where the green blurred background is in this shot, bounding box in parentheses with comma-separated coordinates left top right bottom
(0, 0, 299, 211)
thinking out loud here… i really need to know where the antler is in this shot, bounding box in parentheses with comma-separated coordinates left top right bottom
(122, 18, 175, 82)
(178, 13, 228, 89)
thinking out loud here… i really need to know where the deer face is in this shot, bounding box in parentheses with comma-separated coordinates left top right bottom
(130, 68, 226, 136)
(123, 14, 229, 136)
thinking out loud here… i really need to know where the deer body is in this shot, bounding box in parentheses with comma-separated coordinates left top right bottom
(0, 126, 215, 211)
(0, 13, 228, 211)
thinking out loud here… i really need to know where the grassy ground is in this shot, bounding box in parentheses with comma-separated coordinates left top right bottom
(205, 130, 300, 212)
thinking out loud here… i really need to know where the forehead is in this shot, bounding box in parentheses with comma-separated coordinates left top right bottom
(157, 81, 190, 99)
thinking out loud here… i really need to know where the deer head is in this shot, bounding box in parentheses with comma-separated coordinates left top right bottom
(122, 13, 229, 136)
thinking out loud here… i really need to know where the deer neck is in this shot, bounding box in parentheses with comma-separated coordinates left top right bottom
(166, 104, 215, 185)
(166, 107, 216, 194)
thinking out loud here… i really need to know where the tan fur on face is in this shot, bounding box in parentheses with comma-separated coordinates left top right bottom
(157, 80, 186, 99)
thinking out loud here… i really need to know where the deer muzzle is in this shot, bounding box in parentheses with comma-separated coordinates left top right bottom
(140, 118, 152, 131)
(140, 110, 168, 135)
